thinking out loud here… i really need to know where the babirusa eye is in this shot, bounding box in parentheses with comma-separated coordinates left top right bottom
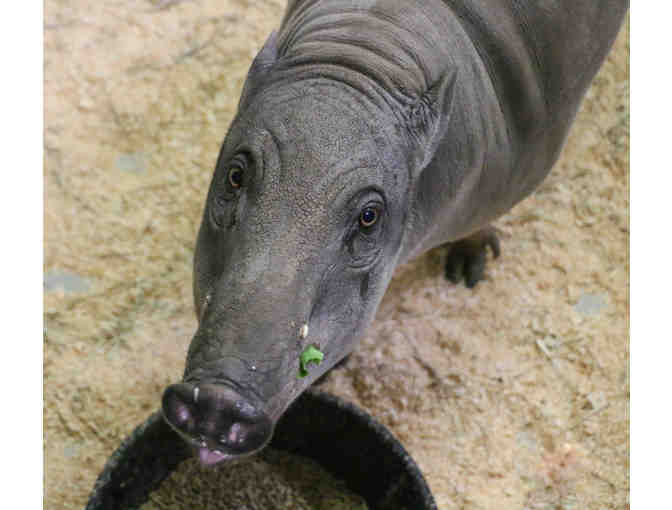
(359, 206, 378, 228)
(228, 167, 244, 188)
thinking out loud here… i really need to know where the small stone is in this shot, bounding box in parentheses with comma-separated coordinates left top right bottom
(574, 293, 607, 317)
(63, 441, 81, 459)
(44, 270, 91, 294)
(116, 152, 147, 174)
(214, 90, 229, 109)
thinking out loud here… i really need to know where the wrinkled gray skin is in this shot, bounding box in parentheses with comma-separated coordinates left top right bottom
(161, 0, 628, 464)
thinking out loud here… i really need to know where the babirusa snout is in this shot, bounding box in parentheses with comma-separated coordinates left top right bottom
(161, 382, 273, 464)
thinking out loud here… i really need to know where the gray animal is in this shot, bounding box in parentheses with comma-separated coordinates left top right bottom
(161, 0, 628, 464)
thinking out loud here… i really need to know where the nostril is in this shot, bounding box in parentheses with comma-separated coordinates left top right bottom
(220, 422, 245, 447)
(229, 422, 243, 442)
(174, 403, 191, 426)
(162, 383, 196, 433)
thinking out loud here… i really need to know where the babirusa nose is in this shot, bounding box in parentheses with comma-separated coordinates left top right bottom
(161, 382, 273, 464)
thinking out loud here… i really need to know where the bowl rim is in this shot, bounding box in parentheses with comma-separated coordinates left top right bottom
(85, 389, 437, 510)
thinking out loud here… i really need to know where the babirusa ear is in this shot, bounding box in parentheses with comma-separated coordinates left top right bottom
(238, 30, 279, 109)
(405, 69, 458, 172)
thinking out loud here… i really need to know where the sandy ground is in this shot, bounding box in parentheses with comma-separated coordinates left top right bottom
(44, 1, 629, 509)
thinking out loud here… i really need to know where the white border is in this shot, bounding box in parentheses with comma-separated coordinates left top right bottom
(1, 1, 44, 508)
(631, 4, 672, 508)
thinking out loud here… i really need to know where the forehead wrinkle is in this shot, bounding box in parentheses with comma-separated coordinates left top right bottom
(256, 122, 326, 238)
(323, 166, 373, 204)
(260, 90, 381, 159)
(263, 121, 325, 195)
(252, 95, 387, 228)
(260, 119, 290, 186)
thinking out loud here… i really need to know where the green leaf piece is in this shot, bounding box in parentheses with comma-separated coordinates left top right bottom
(298, 345, 324, 378)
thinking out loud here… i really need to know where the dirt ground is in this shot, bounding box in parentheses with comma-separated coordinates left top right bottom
(44, 1, 629, 509)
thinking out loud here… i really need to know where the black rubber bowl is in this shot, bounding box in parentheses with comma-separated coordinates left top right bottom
(85, 389, 437, 510)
